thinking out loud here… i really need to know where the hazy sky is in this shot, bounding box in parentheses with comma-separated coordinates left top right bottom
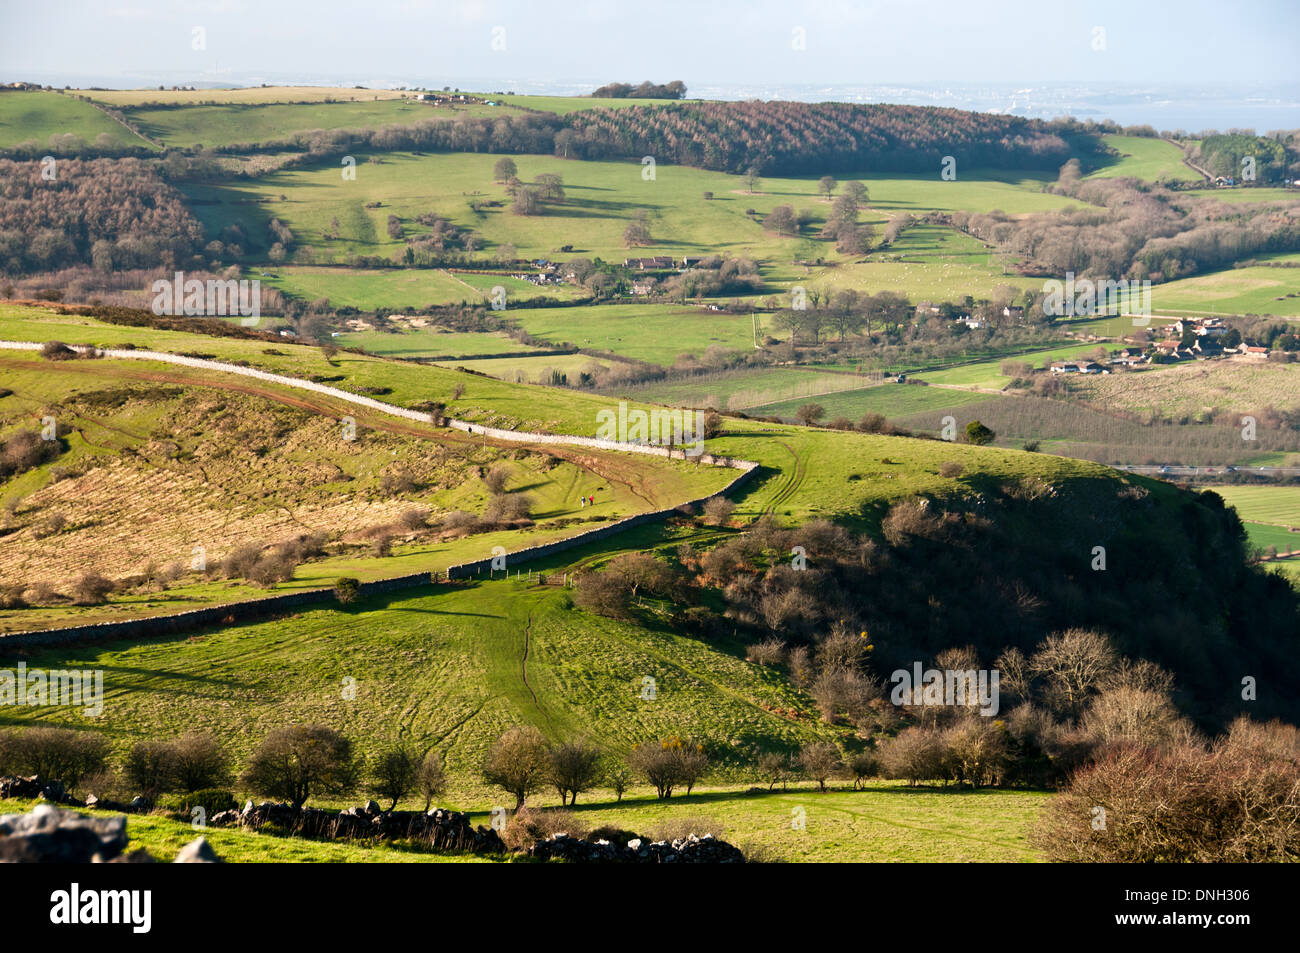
(3, 0, 1297, 89)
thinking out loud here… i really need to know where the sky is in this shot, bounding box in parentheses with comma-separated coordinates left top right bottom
(2, 0, 1298, 90)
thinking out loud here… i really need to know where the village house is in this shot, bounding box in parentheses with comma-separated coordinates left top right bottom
(1050, 360, 1107, 374)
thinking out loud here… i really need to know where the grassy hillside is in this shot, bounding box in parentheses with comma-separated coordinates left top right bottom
(800, 224, 1037, 302)
(0, 91, 156, 150)
(0, 581, 835, 782)
(259, 266, 582, 311)
(1087, 134, 1202, 184)
(181, 151, 1083, 285)
(125, 100, 523, 149)
(81, 86, 413, 107)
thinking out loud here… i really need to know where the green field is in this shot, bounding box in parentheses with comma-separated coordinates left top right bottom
(335, 326, 545, 359)
(509, 303, 765, 365)
(912, 342, 1103, 389)
(0, 303, 1126, 518)
(0, 583, 835, 784)
(627, 367, 879, 411)
(1087, 135, 1202, 184)
(1185, 187, 1300, 204)
(81, 86, 413, 107)
(1146, 265, 1300, 317)
(1215, 485, 1300, 554)
(801, 223, 1037, 302)
(259, 266, 578, 311)
(124, 99, 521, 149)
(753, 382, 994, 423)
(434, 352, 624, 383)
(181, 151, 1083, 289)
(0, 779, 1048, 863)
(0, 91, 156, 150)
(1215, 485, 1300, 526)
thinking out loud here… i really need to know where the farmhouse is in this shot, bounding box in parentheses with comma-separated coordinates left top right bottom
(624, 256, 674, 270)
(1049, 360, 1105, 374)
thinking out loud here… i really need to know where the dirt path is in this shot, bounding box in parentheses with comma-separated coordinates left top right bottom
(520, 611, 554, 732)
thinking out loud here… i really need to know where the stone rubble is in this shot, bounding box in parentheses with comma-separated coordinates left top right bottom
(0, 803, 217, 863)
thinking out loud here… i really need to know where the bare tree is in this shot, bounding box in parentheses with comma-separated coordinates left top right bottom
(240, 725, 356, 811)
(548, 741, 603, 805)
(1029, 629, 1118, 719)
(369, 746, 418, 811)
(798, 743, 842, 792)
(482, 726, 549, 810)
(416, 750, 447, 812)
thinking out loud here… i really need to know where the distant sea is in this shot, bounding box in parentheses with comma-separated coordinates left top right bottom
(20, 72, 1300, 134)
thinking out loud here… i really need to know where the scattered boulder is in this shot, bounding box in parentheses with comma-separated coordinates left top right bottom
(531, 831, 746, 864)
(226, 800, 504, 854)
(0, 775, 79, 805)
(0, 804, 128, 862)
(174, 837, 221, 863)
(0, 804, 224, 863)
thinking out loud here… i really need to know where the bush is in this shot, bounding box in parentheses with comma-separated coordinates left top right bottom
(484, 492, 533, 523)
(964, 420, 995, 445)
(483, 463, 511, 495)
(938, 461, 964, 478)
(222, 543, 262, 579)
(169, 732, 230, 792)
(333, 577, 361, 605)
(702, 496, 735, 526)
(40, 340, 77, 360)
(746, 639, 786, 667)
(159, 788, 236, 818)
(1033, 719, 1300, 862)
(240, 725, 356, 810)
(416, 749, 447, 811)
(124, 739, 176, 797)
(605, 762, 632, 802)
(797, 743, 842, 792)
(379, 465, 418, 494)
(628, 737, 709, 799)
(398, 507, 430, 531)
(502, 806, 587, 852)
(847, 750, 879, 789)
(0, 429, 61, 479)
(71, 572, 114, 605)
(878, 726, 947, 786)
(572, 570, 632, 618)
(0, 727, 109, 788)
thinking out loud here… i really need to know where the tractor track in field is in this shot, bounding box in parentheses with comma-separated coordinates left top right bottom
(520, 612, 553, 731)
(762, 439, 806, 516)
